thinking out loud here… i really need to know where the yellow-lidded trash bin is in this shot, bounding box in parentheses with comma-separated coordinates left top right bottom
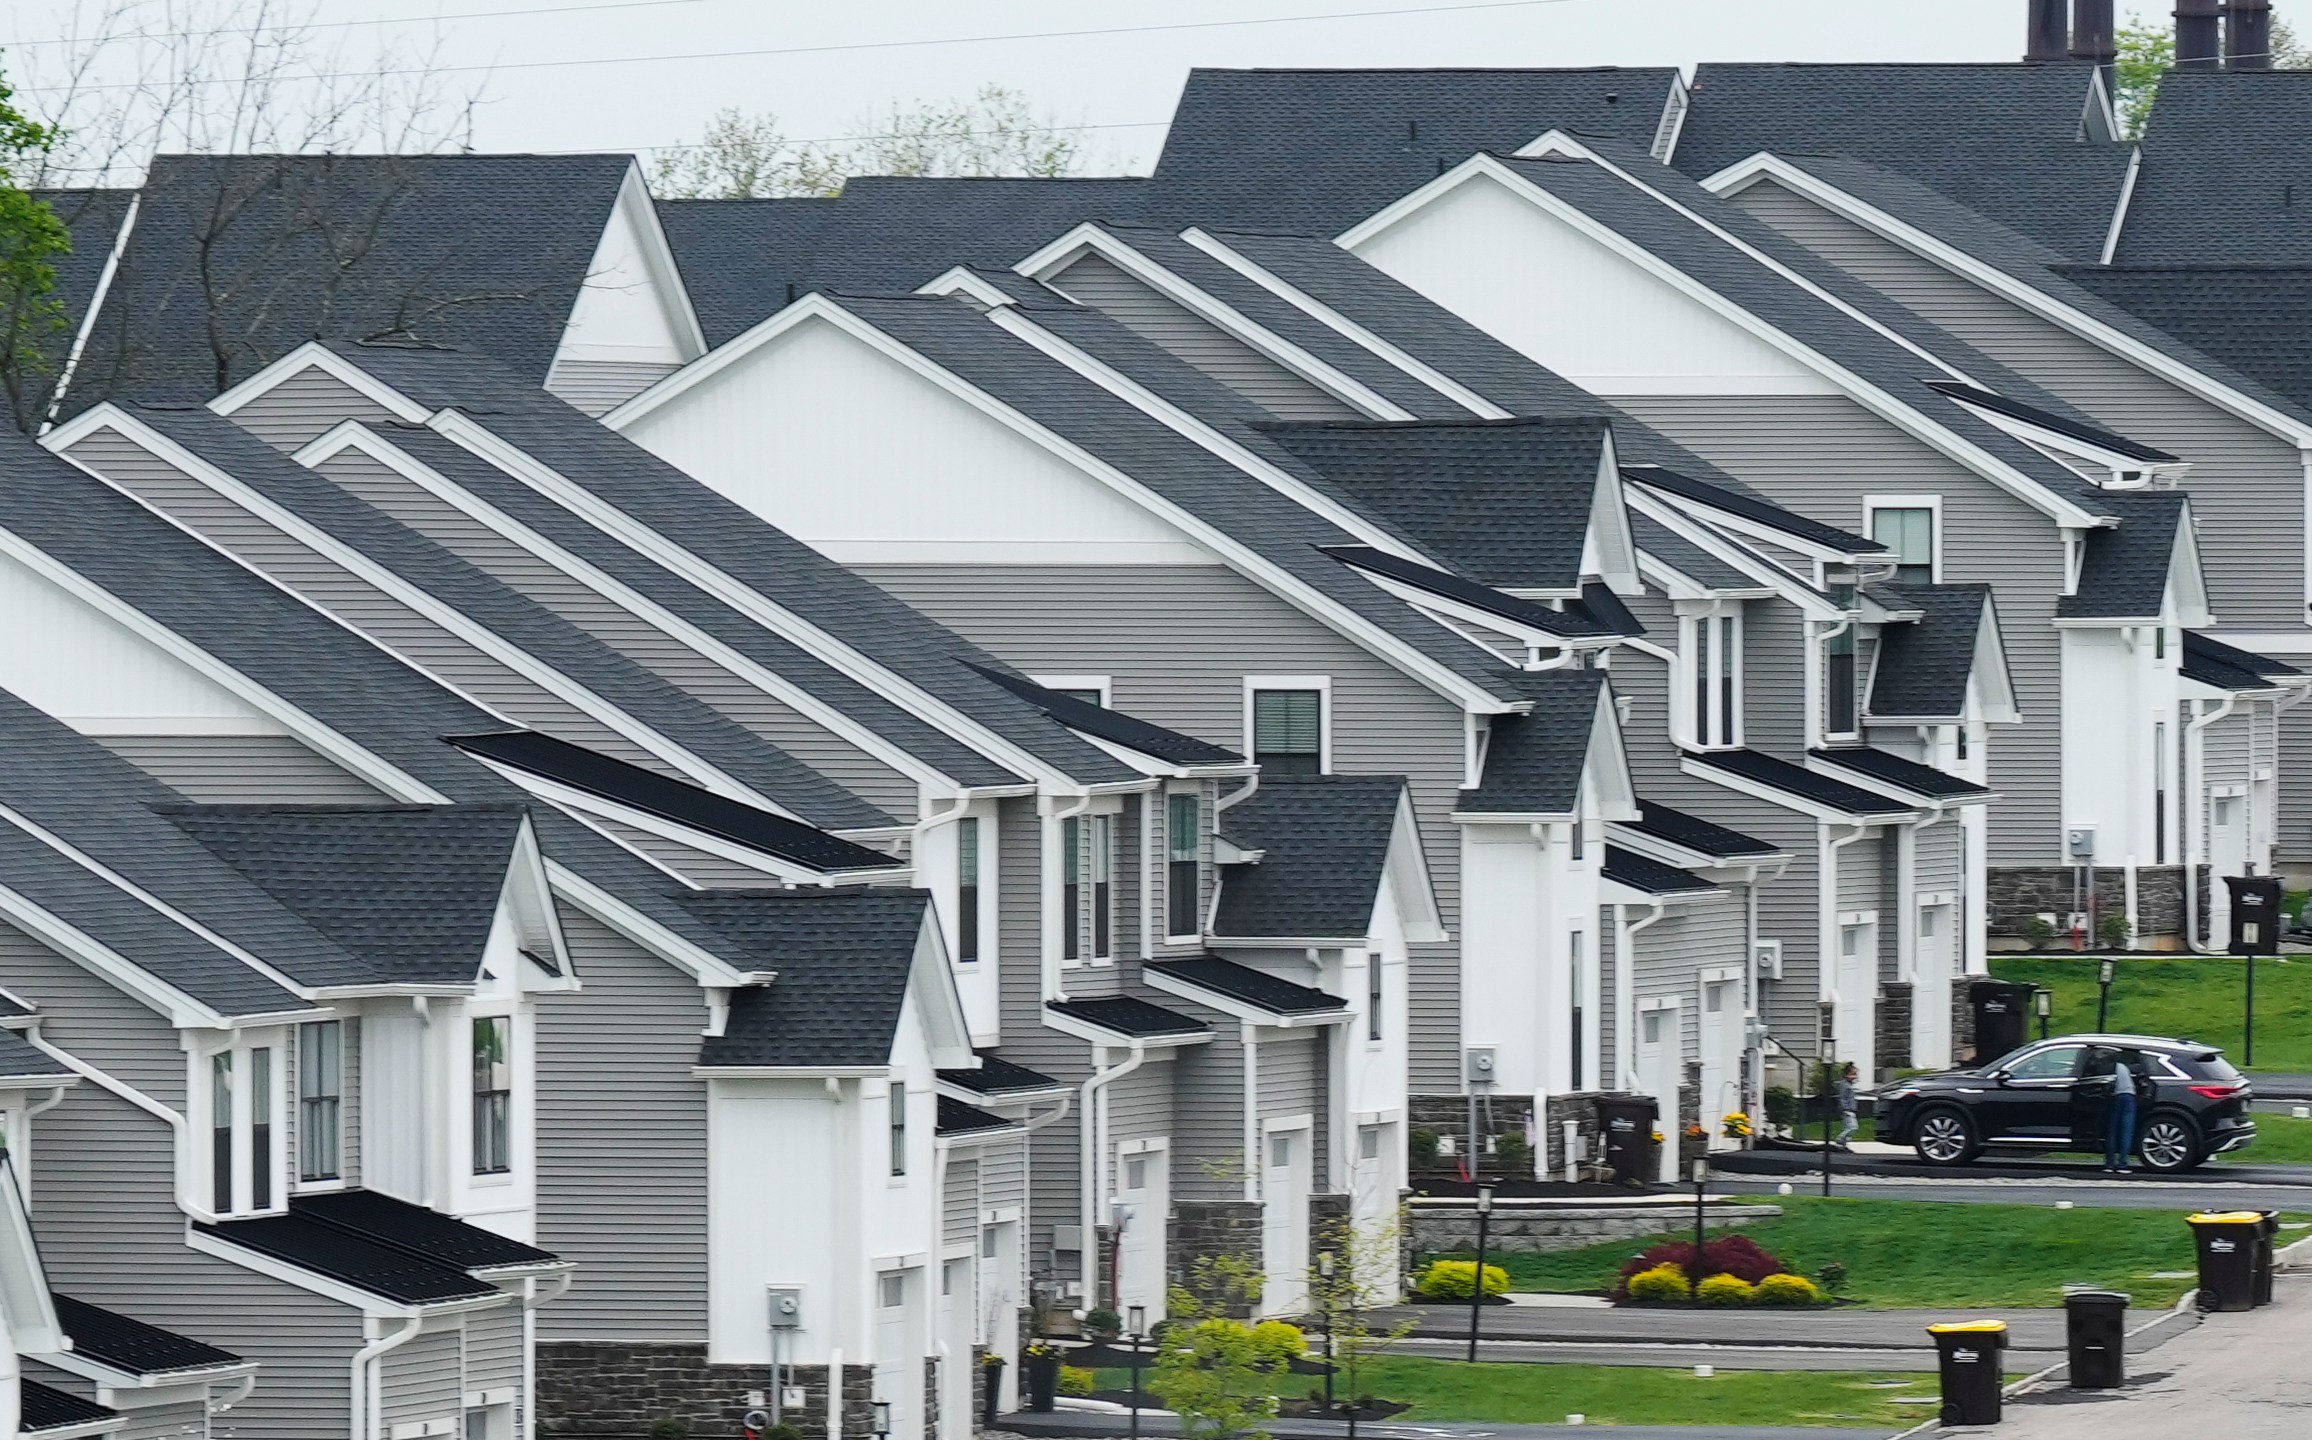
(1927, 1320, 2007, 1425)
(2188, 1211, 2264, 1312)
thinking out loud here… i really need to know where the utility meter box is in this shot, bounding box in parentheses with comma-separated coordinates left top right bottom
(2067, 827, 2097, 861)
(1463, 1046, 1497, 1088)
(767, 1287, 804, 1329)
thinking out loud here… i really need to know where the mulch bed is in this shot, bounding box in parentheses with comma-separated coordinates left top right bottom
(1409, 1178, 1664, 1199)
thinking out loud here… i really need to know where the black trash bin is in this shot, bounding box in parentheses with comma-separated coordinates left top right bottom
(1596, 1095, 1659, 1185)
(1968, 979, 2036, 1061)
(2188, 1211, 2263, 1312)
(2063, 1289, 2129, 1388)
(2253, 1211, 2280, 1307)
(1928, 1321, 2007, 1425)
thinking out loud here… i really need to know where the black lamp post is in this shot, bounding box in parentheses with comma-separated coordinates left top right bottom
(1126, 1305, 1147, 1440)
(2036, 987, 2052, 1041)
(872, 1400, 891, 1440)
(1316, 1252, 1336, 1419)
(2097, 958, 2115, 1032)
(1465, 1184, 1493, 1362)
(1689, 1157, 1708, 1302)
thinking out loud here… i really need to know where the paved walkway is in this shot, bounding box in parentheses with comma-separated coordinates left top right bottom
(1983, 1273, 2312, 1439)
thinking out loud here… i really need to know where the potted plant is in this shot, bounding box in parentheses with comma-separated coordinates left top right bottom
(1024, 1342, 1064, 1413)
(1084, 1307, 1122, 1342)
(1721, 1111, 1753, 1143)
(980, 1352, 1006, 1429)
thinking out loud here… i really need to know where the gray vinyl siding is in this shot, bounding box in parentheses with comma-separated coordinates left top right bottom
(851, 563, 1467, 1095)
(1916, 813, 1966, 904)
(382, 1323, 466, 1430)
(1610, 394, 2066, 865)
(2202, 707, 2254, 861)
(0, 919, 185, 1101)
(1103, 1058, 1175, 1195)
(2282, 709, 2312, 866)
(60, 429, 679, 778)
(1838, 835, 1885, 916)
(1738, 602, 1809, 756)
(1169, 1031, 1247, 1202)
(578, 813, 772, 889)
(464, 1302, 527, 1395)
(1254, 1032, 1325, 1179)
(93, 733, 388, 803)
(990, 795, 1090, 1269)
(314, 446, 921, 822)
(225, 367, 401, 451)
(943, 1155, 981, 1252)
(533, 906, 710, 1342)
(1046, 255, 1362, 421)
(1629, 897, 1747, 1048)
(545, 358, 681, 417)
(1733, 177, 2309, 631)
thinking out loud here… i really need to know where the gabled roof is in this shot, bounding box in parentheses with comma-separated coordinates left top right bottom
(65, 153, 639, 411)
(1686, 747, 1914, 819)
(2121, 70, 2312, 265)
(938, 1051, 1064, 1097)
(656, 197, 840, 345)
(1260, 416, 1606, 589)
(1601, 845, 1719, 896)
(1457, 668, 1613, 816)
(50, 1294, 244, 1378)
(1623, 465, 1880, 554)
(1618, 798, 1780, 859)
(963, 664, 1241, 768)
(1808, 746, 1993, 803)
(158, 804, 530, 987)
(2183, 631, 2304, 692)
(1866, 582, 2008, 723)
(1321, 546, 1615, 640)
(1144, 956, 1346, 1017)
(2058, 266, 2312, 417)
(292, 1188, 561, 1274)
(1571, 581, 1646, 637)
(1150, 67, 1681, 233)
(2057, 491, 2190, 620)
(1923, 381, 2177, 463)
(1209, 774, 1409, 940)
(31, 189, 138, 340)
(1045, 996, 1210, 1039)
(681, 889, 932, 1067)
(449, 731, 901, 875)
(1631, 514, 1761, 593)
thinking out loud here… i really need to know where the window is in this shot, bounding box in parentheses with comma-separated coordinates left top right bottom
(1062, 817, 1112, 963)
(1358, 1125, 1382, 1161)
(1124, 1156, 1147, 1190)
(2155, 627, 2168, 661)
(1167, 793, 1201, 938)
(956, 818, 980, 964)
(981, 1228, 1000, 1260)
(1062, 818, 1083, 962)
(1641, 1011, 1663, 1045)
(1870, 506, 1935, 585)
(1251, 688, 1323, 775)
(1366, 954, 1382, 1042)
(249, 1048, 273, 1211)
(2004, 1045, 2084, 1083)
(466, 1410, 493, 1440)
(1690, 611, 1741, 747)
(880, 1271, 906, 1308)
(1089, 815, 1112, 961)
(889, 1082, 908, 1177)
(2154, 721, 2169, 865)
(1570, 814, 1585, 862)
(1052, 689, 1106, 707)
(1269, 1132, 1293, 1169)
(299, 1022, 342, 1183)
(472, 1017, 512, 1176)
(211, 1054, 233, 1214)
(207, 1042, 278, 1215)
(1568, 932, 1585, 1092)
(1825, 597, 1858, 738)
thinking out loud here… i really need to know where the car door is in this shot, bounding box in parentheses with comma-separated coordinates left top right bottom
(2068, 1047, 2118, 1151)
(1985, 1043, 2085, 1141)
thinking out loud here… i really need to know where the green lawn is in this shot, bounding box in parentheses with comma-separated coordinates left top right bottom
(1098, 1357, 1965, 1428)
(1988, 954, 2312, 1070)
(2221, 1110, 2312, 1163)
(1429, 1195, 2247, 1308)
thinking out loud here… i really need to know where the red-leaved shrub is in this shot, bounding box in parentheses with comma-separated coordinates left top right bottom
(1608, 1236, 1786, 1302)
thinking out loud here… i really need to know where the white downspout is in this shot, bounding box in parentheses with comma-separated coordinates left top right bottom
(1240, 1023, 1261, 1202)
(1078, 1040, 1147, 1305)
(827, 1347, 844, 1440)
(1613, 902, 1665, 1090)
(350, 1313, 422, 1440)
(2185, 693, 2240, 953)
(1820, 823, 1870, 1060)
(1043, 793, 1094, 1003)
(24, 1031, 193, 1213)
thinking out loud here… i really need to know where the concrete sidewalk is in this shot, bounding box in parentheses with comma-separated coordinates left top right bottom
(1388, 1303, 2071, 1352)
(1987, 1273, 2312, 1438)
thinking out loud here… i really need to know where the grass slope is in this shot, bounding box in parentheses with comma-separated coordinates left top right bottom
(1433, 1195, 2234, 1308)
(1987, 954, 2312, 1070)
(1338, 1358, 1955, 1428)
(2221, 1110, 2312, 1163)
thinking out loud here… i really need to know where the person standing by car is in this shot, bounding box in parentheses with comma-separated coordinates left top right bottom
(1834, 1062, 1860, 1149)
(2103, 1048, 2141, 1173)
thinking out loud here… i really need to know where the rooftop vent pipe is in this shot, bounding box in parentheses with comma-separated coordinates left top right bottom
(2176, 0, 2223, 70)
(2228, 0, 2275, 69)
(2027, 0, 2070, 60)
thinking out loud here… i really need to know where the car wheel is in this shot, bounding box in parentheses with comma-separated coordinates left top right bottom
(2137, 1113, 2203, 1173)
(1912, 1107, 1978, 1165)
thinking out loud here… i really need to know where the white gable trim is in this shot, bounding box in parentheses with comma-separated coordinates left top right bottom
(1625, 488, 1846, 619)
(1386, 783, 1448, 942)
(0, 880, 228, 1027)
(208, 341, 434, 423)
(1699, 152, 2312, 448)
(2100, 146, 2142, 267)
(542, 858, 764, 987)
(1587, 430, 1642, 595)
(1344, 150, 2112, 529)
(909, 910, 976, 1069)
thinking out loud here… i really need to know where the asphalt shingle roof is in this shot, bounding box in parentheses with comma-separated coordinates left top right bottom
(1866, 582, 1998, 722)
(682, 889, 931, 1067)
(67, 154, 632, 410)
(1623, 465, 1880, 553)
(19, 1379, 117, 1434)
(1687, 748, 1915, 818)
(1149, 67, 1680, 233)
(197, 1209, 501, 1304)
(1600, 845, 1718, 895)
(1145, 955, 1345, 1015)
(1618, 798, 1779, 858)
(30, 189, 137, 340)
(1208, 774, 1409, 940)
(1808, 746, 1992, 800)
(295, 1188, 560, 1271)
(939, 1052, 1064, 1096)
(937, 1095, 1018, 1135)
(51, 1294, 243, 1376)
(1924, 381, 2176, 462)
(1259, 417, 1604, 589)
(2057, 266, 2312, 416)
(656, 197, 839, 345)
(2057, 490, 2187, 619)
(1457, 669, 1608, 815)
(0, 1029, 71, 1081)
(2182, 630, 2303, 691)
(963, 664, 1242, 766)
(1045, 996, 1210, 1039)
(160, 804, 529, 986)
(2121, 70, 2312, 265)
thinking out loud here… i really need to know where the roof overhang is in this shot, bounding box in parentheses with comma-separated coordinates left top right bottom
(1140, 966, 1348, 1029)
(1803, 752, 1997, 811)
(1681, 756, 1915, 824)
(1040, 1007, 1211, 1049)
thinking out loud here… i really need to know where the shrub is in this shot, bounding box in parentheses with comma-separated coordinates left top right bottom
(1763, 1086, 1798, 1128)
(1417, 1259, 1509, 1300)
(2097, 912, 2133, 951)
(1755, 1272, 1826, 1307)
(1494, 1127, 1533, 1177)
(763, 1426, 804, 1440)
(1626, 1263, 1688, 1303)
(1085, 1308, 1122, 1338)
(2020, 915, 2057, 949)
(645, 1422, 688, 1440)
(1410, 1128, 1441, 1168)
(1815, 1260, 1849, 1295)
(1608, 1234, 1786, 1300)
(1250, 1320, 1307, 1364)
(1697, 1273, 1756, 1306)
(1059, 1366, 1096, 1398)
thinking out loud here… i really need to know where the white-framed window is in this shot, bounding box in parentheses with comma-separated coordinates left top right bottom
(1865, 497, 1940, 586)
(880, 1270, 907, 1308)
(1032, 674, 1111, 708)
(1166, 790, 1202, 941)
(1568, 931, 1586, 1091)
(1062, 814, 1114, 963)
(471, 1016, 513, 1176)
(1823, 601, 1859, 741)
(1365, 953, 1382, 1043)
(197, 1035, 287, 1218)
(297, 1021, 343, 1184)
(956, 816, 982, 964)
(1685, 609, 1743, 749)
(889, 1076, 909, 1178)
(1245, 677, 1329, 775)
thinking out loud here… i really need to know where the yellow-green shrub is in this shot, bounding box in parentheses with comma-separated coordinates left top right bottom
(1697, 1273, 1756, 1306)
(1058, 1366, 1096, 1397)
(1625, 1262, 1688, 1303)
(1755, 1272, 1826, 1306)
(1417, 1259, 1510, 1300)
(1250, 1320, 1307, 1364)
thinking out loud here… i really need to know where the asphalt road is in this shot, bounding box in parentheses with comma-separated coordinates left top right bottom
(1713, 1174, 2312, 1210)
(1714, 1147, 2312, 1189)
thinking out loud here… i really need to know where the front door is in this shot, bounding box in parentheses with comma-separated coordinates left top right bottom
(1833, 920, 1877, 1079)
(1261, 1126, 1311, 1316)
(1985, 1043, 2086, 1141)
(1913, 904, 1955, 1069)
(2211, 795, 2247, 942)
(1635, 1006, 1679, 1181)
(1348, 1122, 1393, 1293)
(1116, 1145, 1169, 1323)
(940, 1259, 972, 1440)
(976, 1222, 1019, 1410)
(874, 1268, 922, 1440)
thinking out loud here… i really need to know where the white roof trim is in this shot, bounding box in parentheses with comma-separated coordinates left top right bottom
(208, 340, 433, 423)
(542, 858, 765, 988)
(1626, 487, 1846, 618)
(0, 881, 226, 1027)
(610, 157, 710, 360)
(1680, 756, 1915, 824)
(2100, 145, 2142, 267)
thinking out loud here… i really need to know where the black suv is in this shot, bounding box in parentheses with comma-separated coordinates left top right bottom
(1877, 1034, 2256, 1172)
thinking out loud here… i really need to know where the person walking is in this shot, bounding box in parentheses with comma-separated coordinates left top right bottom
(2103, 1049, 2140, 1174)
(1833, 1063, 1860, 1149)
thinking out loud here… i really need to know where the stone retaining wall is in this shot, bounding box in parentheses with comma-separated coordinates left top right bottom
(537, 1343, 875, 1439)
(1408, 1201, 1783, 1257)
(1988, 865, 2193, 947)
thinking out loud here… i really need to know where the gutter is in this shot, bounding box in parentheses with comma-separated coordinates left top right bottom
(1613, 901, 1666, 1090)
(351, 1313, 423, 1440)
(2183, 693, 2240, 953)
(1042, 792, 1096, 1004)
(1078, 1040, 1148, 1306)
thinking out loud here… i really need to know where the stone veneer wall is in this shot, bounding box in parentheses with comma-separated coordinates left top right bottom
(1407, 1093, 1536, 1181)
(1953, 979, 1977, 1063)
(923, 1356, 939, 1440)
(1407, 1200, 1784, 1256)
(537, 1344, 875, 1439)
(1168, 1200, 1263, 1315)
(1876, 984, 1914, 1075)
(1987, 865, 2193, 947)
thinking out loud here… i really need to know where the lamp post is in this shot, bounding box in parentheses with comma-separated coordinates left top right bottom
(2097, 959, 2115, 1032)
(872, 1400, 891, 1440)
(1689, 1158, 1708, 1302)
(1126, 1305, 1147, 1440)
(1466, 1185, 1493, 1363)
(2035, 987, 2052, 1041)
(1316, 1252, 1336, 1420)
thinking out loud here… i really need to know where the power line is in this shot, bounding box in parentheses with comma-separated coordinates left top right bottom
(2, 0, 722, 48)
(17, 0, 1588, 93)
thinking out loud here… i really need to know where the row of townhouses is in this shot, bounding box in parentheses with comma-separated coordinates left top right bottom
(2, 7, 2311, 1435)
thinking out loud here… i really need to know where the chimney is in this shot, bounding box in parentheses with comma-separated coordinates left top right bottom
(2027, 0, 2070, 60)
(2228, 0, 2275, 69)
(2072, 0, 2117, 77)
(2176, 0, 2222, 70)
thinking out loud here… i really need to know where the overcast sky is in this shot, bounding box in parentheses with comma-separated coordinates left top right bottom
(6, 1, 2086, 170)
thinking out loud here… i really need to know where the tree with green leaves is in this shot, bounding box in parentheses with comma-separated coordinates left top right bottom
(0, 57, 72, 432)
(1307, 1210, 1416, 1419)
(1148, 1255, 1288, 1440)
(2116, 8, 2312, 137)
